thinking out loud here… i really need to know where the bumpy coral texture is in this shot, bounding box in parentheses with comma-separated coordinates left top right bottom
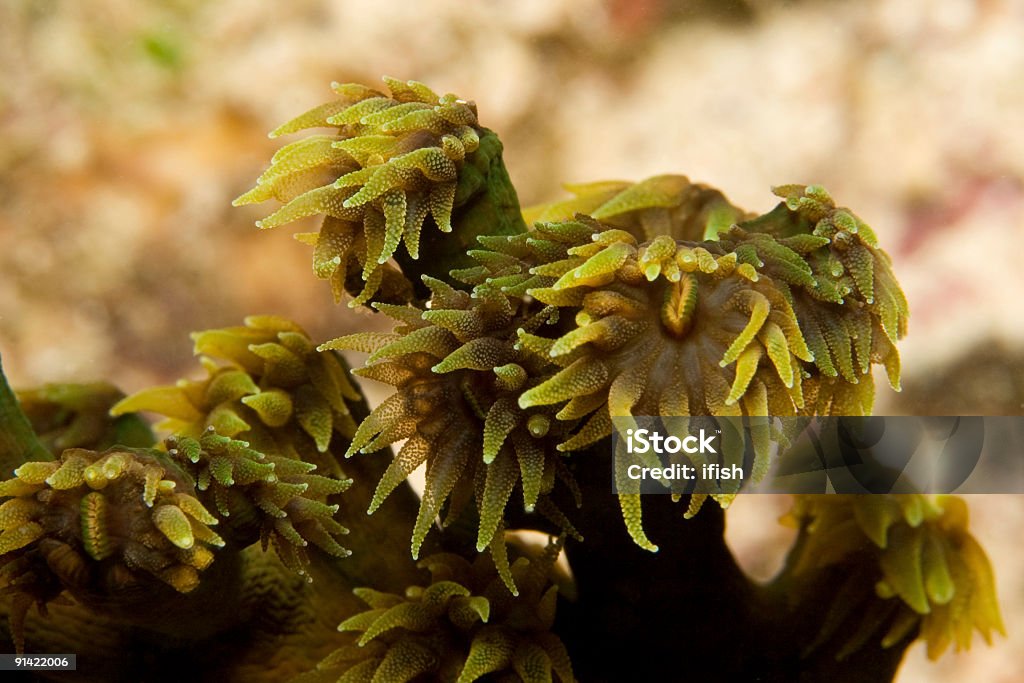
(0, 448, 223, 652)
(296, 540, 574, 683)
(234, 78, 485, 306)
(785, 494, 1004, 660)
(321, 277, 581, 594)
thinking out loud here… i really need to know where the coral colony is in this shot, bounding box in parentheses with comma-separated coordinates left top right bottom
(0, 78, 1003, 681)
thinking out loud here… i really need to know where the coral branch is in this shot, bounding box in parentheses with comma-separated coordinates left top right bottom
(0, 354, 52, 476)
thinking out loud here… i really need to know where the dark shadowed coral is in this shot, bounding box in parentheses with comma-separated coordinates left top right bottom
(783, 494, 1004, 661)
(234, 77, 525, 307)
(295, 539, 574, 683)
(0, 447, 223, 652)
(321, 277, 580, 593)
(112, 315, 359, 479)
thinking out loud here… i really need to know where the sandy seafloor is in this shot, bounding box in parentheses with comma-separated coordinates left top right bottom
(1, 1, 1022, 680)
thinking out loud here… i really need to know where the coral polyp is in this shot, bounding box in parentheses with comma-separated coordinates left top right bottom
(234, 77, 525, 306)
(784, 494, 1005, 661)
(518, 222, 810, 421)
(165, 431, 352, 574)
(734, 185, 908, 410)
(297, 541, 574, 683)
(112, 315, 360, 478)
(322, 277, 580, 592)
(438, 182, 909, 548)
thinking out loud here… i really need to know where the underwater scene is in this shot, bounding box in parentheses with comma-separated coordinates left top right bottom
(1, 1, 1023, 681)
